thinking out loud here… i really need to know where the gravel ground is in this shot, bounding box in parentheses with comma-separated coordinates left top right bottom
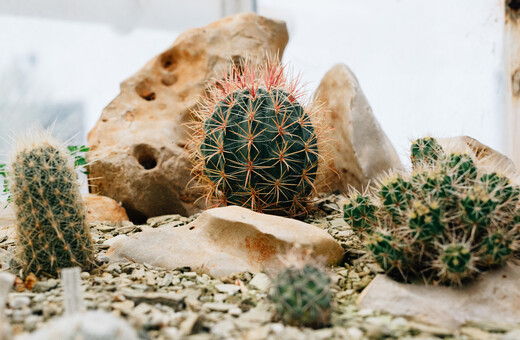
(1, 194, 520, 339)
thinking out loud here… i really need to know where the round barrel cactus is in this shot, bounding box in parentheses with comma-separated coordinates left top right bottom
(191, 59, 323, 215)
(269, 264, 332, 328)
(344, 137, 520, 285)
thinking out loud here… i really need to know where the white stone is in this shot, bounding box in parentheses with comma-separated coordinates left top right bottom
(249, 273, 272, 293)
(358, 265, 520, 329)
(215, 284, 240, 295)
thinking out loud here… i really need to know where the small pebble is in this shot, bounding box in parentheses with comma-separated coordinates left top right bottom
(10, 296, 30, 309)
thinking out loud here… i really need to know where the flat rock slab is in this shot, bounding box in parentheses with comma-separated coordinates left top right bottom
(107, 206, 344, 278)
(358, 265, 520, 329)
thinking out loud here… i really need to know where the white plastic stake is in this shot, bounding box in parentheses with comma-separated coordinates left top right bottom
(61, 267, 84, 315)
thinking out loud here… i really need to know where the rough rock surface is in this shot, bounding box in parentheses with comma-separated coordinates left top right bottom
(107, 206, 344, 278)
(87, 13, 289, 222)
(357, 265, 520, 329)
(83, 194, 129, 223)
(314, 64, 402, 192)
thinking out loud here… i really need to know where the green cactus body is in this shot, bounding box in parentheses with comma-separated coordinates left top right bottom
(439, 244, 473, 282)
(270, 265, 332, 328)
(345, 136, 520, 285)
(461, 186, 497, 228)
(193, 59, 323, 216)
(411, 137, 444, 167)
(201, 87, 318, 213)
(408, 200, 444, 240)
(481, 173, 519, 204)
(480, 231, 512, 266)
(446, 153, 477, 184)
(367, 232, 407, 271)
(343, 194, 376, 232)
(379, 176, 413, 221)
(9, 135, 94, 277)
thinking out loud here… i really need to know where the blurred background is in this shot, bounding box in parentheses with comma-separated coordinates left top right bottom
(0, 0, 513, 164)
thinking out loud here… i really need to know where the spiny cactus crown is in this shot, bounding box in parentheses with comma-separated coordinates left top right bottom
(191, 58, 323, 216)
(9, 133, 94, 277)
(344, 137, 520, 285)
(269, 264, 332, 328)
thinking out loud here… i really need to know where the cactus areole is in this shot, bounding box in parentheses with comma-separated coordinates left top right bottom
(192, 59, 322, 215)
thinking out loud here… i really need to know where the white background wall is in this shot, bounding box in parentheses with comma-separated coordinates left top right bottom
(0, 0, 507, 164)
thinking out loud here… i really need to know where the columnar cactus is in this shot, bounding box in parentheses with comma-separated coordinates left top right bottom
(190, 58, 324, 216)
(269, 264, 332, 328)
(344, 137, 520, 285)
(8, 132, 94, 277)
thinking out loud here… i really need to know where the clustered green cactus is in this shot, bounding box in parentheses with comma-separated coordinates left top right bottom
(9, 133, 94, 277)
(344, 137, 520, 285)
(192, 59, 322, 216)
(269, 264, 332, 328)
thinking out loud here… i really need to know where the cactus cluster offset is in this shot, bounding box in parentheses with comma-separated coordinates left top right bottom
(269, 264, 332, 328)
(8, 132, 94, 277)
(344, 137, 520, 285)
(190, 58, 324, 216)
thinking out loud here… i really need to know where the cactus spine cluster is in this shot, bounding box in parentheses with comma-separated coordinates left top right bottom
(269, 264, 332, 328)
(344, 137, 520, 285)
(9, 132, 94, 277)
(190, 58, 324, 216)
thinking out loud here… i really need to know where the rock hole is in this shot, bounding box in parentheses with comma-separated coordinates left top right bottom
(160, 50, 179, 71)
(508, 0, 520, 11)
(162, 73, 178, 86)
(133, 144, 158, 170)
(135, 79, 156, 101)
(189, 226, 195, 230)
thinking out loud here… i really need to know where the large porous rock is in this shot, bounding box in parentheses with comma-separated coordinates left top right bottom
(107, 206, 344, 278)
(314, 64, 402, 192)
(358, 265, 520, 329)
(83, 194, 129, 223)
(87, 13, 289, 222)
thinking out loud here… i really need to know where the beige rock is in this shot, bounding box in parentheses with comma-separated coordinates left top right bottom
(87, 13, 289, 221)
(107, 206, 344, 278)
(357, 265, 520, 329)
(83, 194, 129, 223)
(314, 64, 402, 192)
(437, 136, 517, 174)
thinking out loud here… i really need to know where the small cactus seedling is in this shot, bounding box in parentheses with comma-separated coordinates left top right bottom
(344, 137, 520, 285)
(190, 58, 326, 216)
(8, 131, 94, 277)
(269, 264, 332, 328)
